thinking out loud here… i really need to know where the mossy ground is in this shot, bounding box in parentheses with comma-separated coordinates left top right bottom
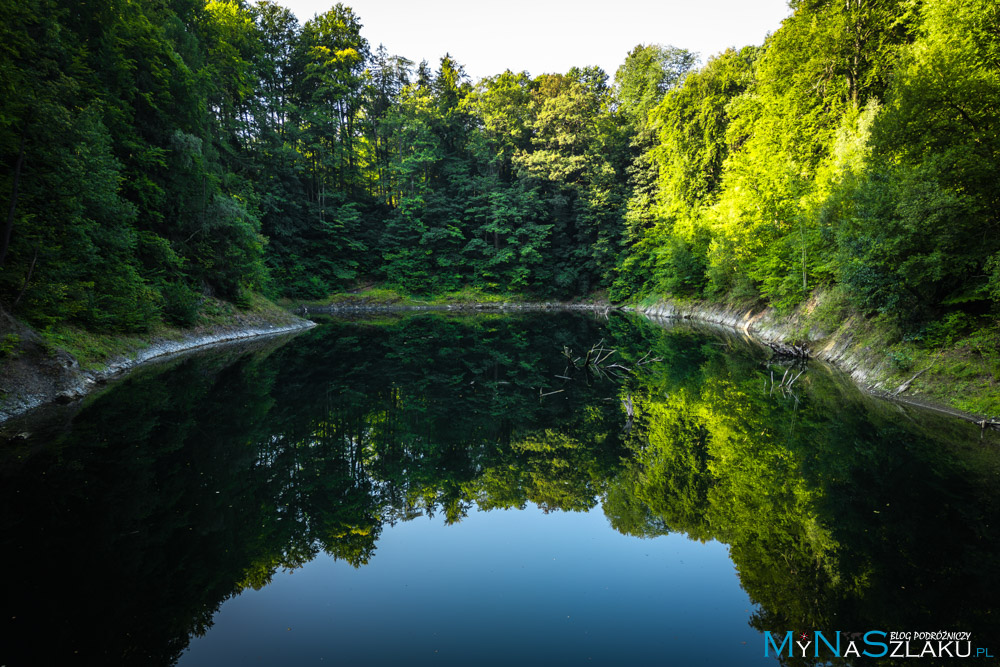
(30, 294, 300, 372)
(793, 291, 1000, 417)
(899, 331, 1000, 416)
(37, 326, 151, 372)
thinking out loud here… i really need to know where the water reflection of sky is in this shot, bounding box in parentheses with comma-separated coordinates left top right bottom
(180, 504, 770, 666)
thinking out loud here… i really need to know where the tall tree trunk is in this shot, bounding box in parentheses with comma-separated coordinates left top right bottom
(12, 246, 38, 309)
(0, 129, 27, 268)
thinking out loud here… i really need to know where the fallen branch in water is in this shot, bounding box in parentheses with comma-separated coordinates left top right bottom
(621, 393, 635, 433)
(976, 417, 1000, 431)
(634, 350, 662, 367)
(766, 341, 810, 359)
(768, 364, 807, 399)
(559, 340, 661, 382)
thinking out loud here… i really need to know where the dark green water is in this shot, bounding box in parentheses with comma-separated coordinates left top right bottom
(1, 312, 998, 666)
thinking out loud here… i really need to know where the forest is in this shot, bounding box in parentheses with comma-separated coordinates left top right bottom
(0, 0, 998, 339)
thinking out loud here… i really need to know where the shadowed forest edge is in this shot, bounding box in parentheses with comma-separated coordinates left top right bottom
(0, 0, 998, 413)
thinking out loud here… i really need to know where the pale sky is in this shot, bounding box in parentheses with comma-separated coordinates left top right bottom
(277, 0, 792, 82)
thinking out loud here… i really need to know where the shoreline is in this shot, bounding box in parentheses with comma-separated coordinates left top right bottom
(298, 301, 613, 315)
(3, 296, 996, 431)
(291, 297, 998, 428)
(0, 316, 314, 424)
(299, 298, 999, 427)
(627, 300, 1000, 430)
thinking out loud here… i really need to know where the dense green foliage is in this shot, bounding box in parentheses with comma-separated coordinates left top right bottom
(0, 0, 645, 323)
(1, 0, 998, 336)
(0, 0, 273, 331)
(614, 0, 1000, 337)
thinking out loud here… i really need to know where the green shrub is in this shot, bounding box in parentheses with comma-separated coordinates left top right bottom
(922, 312, 976, 348)
(161, 282, 202, 327)
(887, 349, 914, 372)
(0, 333, 21, 358)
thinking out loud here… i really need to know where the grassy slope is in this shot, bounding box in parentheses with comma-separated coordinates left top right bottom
(25, 294, 303, 372)
(789, 291, 999, 417)
(0, 294, 307, 421)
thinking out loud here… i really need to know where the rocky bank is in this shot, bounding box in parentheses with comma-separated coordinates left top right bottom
(0, 309, 314, 423)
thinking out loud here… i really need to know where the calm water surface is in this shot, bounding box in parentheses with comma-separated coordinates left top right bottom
(1, 312, 998, 666)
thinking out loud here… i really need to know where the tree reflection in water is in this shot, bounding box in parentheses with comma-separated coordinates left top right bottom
(2, 312, 997, 665)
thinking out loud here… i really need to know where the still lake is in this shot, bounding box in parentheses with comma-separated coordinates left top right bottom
(2, 311, 998, 666)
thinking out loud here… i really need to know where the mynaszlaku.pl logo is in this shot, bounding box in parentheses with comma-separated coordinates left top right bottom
(764, 630, 995, 659)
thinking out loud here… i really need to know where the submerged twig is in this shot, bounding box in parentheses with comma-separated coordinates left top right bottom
(557, 340, 660, 385)
(768, 364, 807, 398)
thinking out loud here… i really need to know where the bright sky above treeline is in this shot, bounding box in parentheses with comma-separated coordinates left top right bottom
(278, 0, 793, 80)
